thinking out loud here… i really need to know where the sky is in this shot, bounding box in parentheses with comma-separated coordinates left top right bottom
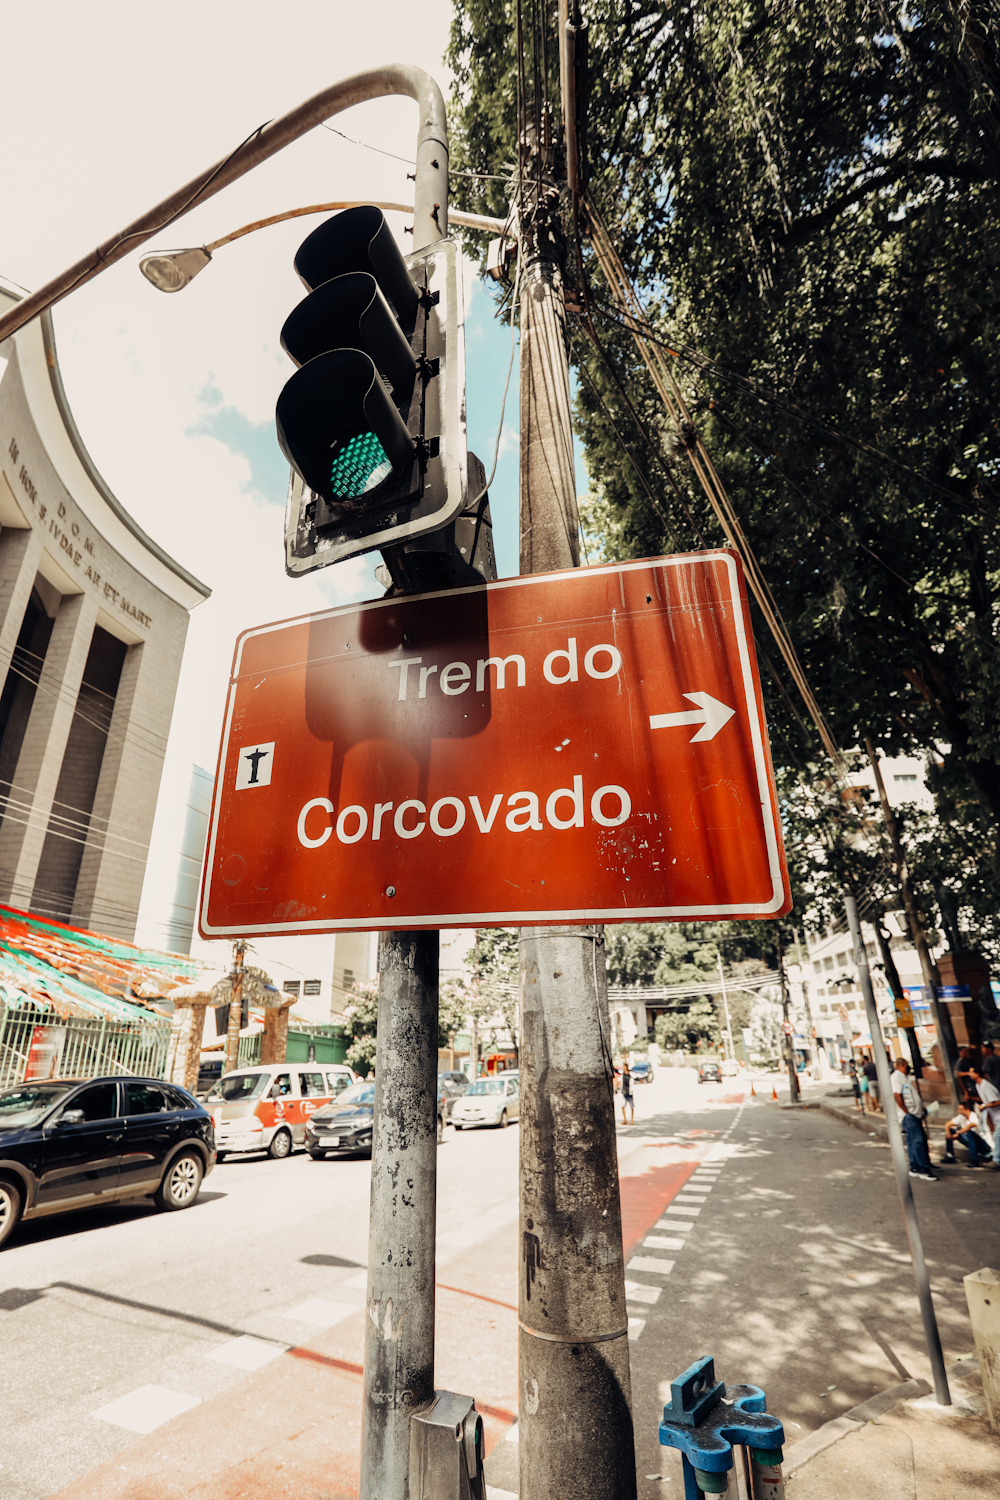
(0, 1, 527, 956)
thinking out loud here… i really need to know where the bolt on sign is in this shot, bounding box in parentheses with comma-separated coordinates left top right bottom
(199, 550, 790, 937)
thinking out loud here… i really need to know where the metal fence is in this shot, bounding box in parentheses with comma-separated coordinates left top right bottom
(237, 1032, 262, 1068)
(0, 1003, 173, 1089)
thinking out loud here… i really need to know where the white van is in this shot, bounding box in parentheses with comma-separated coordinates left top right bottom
(204, 1062, 357, 1160)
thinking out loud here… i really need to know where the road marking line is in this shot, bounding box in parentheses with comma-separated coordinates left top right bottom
(626, 1256, 676, 1275)
(92, 1385, 202, 1435)
(345, 1271, 369, 1289)
(504, 1422, 520, 1443)
(205, 1336, 290, 1371)
(644, 1235, 687, 1250)
(628, 1317, 646, 1341)
(663, 1205, 701, 1217)
(674, 1193, 708, 1202)
(285, 1299, 357, 1327)
(624, 1280, 662, 1304)
(655, 1218, 693, 1232)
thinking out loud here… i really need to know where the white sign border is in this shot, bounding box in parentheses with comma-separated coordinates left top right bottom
(199, 552, 788, 936)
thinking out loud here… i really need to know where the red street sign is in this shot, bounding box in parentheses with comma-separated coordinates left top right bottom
(199, 550, 790, 938)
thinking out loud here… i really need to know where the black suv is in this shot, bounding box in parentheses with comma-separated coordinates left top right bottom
(0, 1076, 215, 1249)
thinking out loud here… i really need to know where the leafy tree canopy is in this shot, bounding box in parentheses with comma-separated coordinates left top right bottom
(447, 0, 1000, 940)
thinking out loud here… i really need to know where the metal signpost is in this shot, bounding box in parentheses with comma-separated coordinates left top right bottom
(845, 894, 951, 1406)
(198, 551, 790, 936)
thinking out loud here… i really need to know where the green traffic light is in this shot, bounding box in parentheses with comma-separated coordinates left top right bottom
(329, 430, 393, 498)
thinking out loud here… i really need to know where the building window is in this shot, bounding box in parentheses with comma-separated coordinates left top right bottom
(865, 942, 876, 959)
(813, 961, 822, 975)
(823, 956, 834, 971)
(836, 951, 849, 968)
(819, 1004, 829, 1014)
(303, 979, 321, 997)
(283, 980, 300, 996)
(845, 1001, 856, 1011)
(894, 774, 917, 784)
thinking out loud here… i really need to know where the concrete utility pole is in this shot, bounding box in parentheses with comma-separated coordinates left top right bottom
(865, 737, 960, 1111)
(777, 933, 800, 1103)
(224, 939, 245, 1075)
(717, 957, 733, 1062)
(515, 101, 637, 1500)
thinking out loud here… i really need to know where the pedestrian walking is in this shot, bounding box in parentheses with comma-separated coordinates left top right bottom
(970, 1065, 1000, 1169)
(940, 1103, 991, 1167)
(849, 1060, 863, 1112)
(890, 1058, 937, 1180)
(620, 1060, 634, 1124)
(981, 1042, 1000, 1091)
(863, 1057, 880, 1111)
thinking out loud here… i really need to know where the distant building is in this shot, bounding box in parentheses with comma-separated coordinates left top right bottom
(0, 279, 209, 938)
(162, 765, 214, 954)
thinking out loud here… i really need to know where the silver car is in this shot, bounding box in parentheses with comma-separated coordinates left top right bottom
(452, 1075, 520, 1130)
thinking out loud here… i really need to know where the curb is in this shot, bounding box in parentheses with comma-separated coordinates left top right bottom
(782, 1360, 977, 1476)
(816, 1099, 949, 1143)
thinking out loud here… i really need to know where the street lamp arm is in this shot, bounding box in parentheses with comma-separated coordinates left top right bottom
(204, 201, 508, 252)
(0, 63, 449, 346)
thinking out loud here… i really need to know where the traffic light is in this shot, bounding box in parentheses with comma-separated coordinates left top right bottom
(279, 207, 492, 587)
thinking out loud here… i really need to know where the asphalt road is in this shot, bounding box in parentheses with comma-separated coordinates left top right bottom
(0, 1117, 518, 1500)
(0, 1071, 994, 1500)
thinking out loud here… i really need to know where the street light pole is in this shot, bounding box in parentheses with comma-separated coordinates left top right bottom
(0, 66, 464, 1500)
(0, 65, 451, 345)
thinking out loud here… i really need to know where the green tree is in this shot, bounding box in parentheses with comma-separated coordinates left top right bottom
(341, 980, 379, 1075)
(448, 0, 1000, 903)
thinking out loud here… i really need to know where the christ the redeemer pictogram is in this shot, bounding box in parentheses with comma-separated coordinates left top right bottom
(244, 747, 270, 785)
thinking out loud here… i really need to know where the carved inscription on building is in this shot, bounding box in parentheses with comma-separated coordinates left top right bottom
(6, 436, 153, 630)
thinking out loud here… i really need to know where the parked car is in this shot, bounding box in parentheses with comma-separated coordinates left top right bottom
(205, 1062, 357, 1160)
(0, 1076, 215, 1250)
(630, 1060, 653, 1084)
(697, 1061, 722, 1084)
(720, 1059, 740, 1077)
(438, 1077, 467, 1120)
(306, 1082, 446, 1157)
(452, 1075, 520, 1130)
(438, 1071, 469, 1091)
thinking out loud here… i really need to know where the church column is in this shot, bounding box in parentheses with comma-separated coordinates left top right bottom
(0, 589, 97, 910)
(0, 527, 43, 677)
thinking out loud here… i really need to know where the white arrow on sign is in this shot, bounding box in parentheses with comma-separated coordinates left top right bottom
(648, 692, 736, 743)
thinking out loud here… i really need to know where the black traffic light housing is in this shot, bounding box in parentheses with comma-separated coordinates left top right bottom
(279, 206, 492, 587)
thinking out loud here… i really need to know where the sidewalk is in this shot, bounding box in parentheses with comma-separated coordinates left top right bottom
(784, 1357, 1000, 1498)
(772, 1076, 961, 1152)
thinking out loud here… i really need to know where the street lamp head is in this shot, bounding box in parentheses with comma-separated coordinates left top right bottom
(139, 247, 212, 293)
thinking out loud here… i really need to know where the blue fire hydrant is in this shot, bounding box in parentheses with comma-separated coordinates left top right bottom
(658, 1355, 786, 1499)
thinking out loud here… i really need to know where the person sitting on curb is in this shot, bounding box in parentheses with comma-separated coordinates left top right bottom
(940, 1102, 991, 1167)
(956, 1046, 978, 1106)
(891, 1057, 936, 1180)
(970, 1065, 1000, 1170)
